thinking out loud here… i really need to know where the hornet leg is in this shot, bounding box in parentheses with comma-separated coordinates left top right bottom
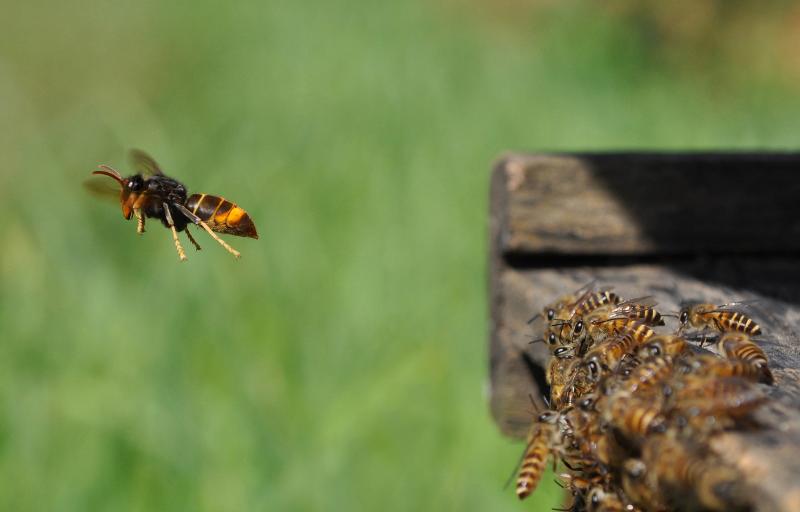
(174, 203, 241, 259)
(134, 208, 146, 234)
(162, 202, 187, 262)
(185, 226, 202, 251)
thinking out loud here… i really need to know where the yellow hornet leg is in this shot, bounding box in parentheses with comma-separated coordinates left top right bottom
(185, 226, 202, 251)
(170, 226, 188, 262)
(198, 221, 240, 259)
(162, 203, 188, 262)
(134, 208, 145, 234)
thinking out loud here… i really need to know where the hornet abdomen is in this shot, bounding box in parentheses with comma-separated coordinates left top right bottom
(186, 193, 258, 239)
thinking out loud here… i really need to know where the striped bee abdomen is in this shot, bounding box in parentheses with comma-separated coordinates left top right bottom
(516, 431, 551, 500)
(186, 193, 258, 239)
(712, 311, 761, 335)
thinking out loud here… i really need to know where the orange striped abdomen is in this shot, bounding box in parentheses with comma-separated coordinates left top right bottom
(622, 356, 673, 394)
(186, 193, 258, 239)
(710, 311, 761, 335)
(573, 291, 620, 317)
(597, 318, 654, 344)
(607, 395, 665, 439)
(516, 426, 553, 500)
(630, 305, 664, 326)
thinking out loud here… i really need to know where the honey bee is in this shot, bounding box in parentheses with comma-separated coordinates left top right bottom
(542, 324, 572, 351)
(583, 334, 639, 374)
(570, 289, 621, 318)
(88, 150, 258, 261)
(548, 346, 578, 407)
(528, 294, 575, 325)
(640, 435, 746, 511)
(669, 375, 767, 424)
(527, 281, 601, 325)
(717, 332, 772, 383)
(559, 318, 593, 355)
(678, 302, 761, 336)
(593, 318, 654, 345)
(608, 297, 665, 326)
(516, 411, 561, 500)
(621, 458, 667, 512)
(685, 354, 773, 385)
(604, 392, 666, 442)
(618, 355, 674, 395)
(635, 335, 691, 359)
(561, 395, 611, 467)
(586, 487, 638, 512)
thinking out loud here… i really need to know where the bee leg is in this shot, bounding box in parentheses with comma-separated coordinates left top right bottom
(185, 226, 202, 251)
(162, 202, 188, 262)
(134, 208, 145, 234)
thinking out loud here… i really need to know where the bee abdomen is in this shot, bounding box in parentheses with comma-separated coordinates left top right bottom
(716, 312, 761, 335)
(186, 193, 258, 239)
(642, 307, 665, 326)
(574, 291, 620, 316)
(605, 394, 665, 440)
(516, 444, 549, 499)
(717, 336, 772, 383)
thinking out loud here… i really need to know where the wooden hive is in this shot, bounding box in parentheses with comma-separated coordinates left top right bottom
(488, 153, 800, 511)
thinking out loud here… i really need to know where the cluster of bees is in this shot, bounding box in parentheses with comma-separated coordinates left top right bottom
(515, 284, 773, 512)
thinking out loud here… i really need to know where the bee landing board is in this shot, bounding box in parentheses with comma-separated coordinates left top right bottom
(488, 153, 800, 512)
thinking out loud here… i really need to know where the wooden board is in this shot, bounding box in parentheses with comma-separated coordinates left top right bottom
(488, 153, 800, 512)
(493, 153, 800, 257)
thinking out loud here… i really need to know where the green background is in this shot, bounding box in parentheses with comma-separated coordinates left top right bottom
(1, 1, 799, 510)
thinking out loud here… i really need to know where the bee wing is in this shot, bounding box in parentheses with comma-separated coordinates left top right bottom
(573, 280, 598, 295)
(567, 281, 613, 305)
(707, 301, 760, 313)
(129, 149, 164, 177)
(567, 289, 594, 314)
(608, 296, 658, 318)
(83, 176, 121, 203)
(615, 296, 658, 309)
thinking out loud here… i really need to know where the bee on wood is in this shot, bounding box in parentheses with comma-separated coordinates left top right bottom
(603, 392, 666, 442)
(559, 318, 593, 355)
(569, 289, 621, 319)
(560, 396, 610, 468)
(668, 375, 767, 424)
(684, 354, 773, 385)
(635, 335, 691, 360)
(608, 297, 665, 326)
(548, 346, 579, 408)
(640, 435, 747, 511)
(516, 411, 561, 500)
(618, 355, 674, 395)
(583, 334, 640, 375)
(88, 150, 258, 261)
(621, 458, 667, 512)
(527, 281, 603, 325)
(528, 294, 575, 326)
(586, 487, 638, 512)
(556, 308, 618, 358)
(593, 318, 655, 345)
(717, 332, 772, 383)
(678, 302, 761, 336)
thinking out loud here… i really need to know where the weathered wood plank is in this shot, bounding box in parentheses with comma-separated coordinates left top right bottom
(494, 153, 800, 257)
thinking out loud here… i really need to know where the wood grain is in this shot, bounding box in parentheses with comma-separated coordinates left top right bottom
(494, 152, 800, 257)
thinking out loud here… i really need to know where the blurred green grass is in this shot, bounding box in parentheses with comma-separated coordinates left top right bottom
(2, 1, 800, 510)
